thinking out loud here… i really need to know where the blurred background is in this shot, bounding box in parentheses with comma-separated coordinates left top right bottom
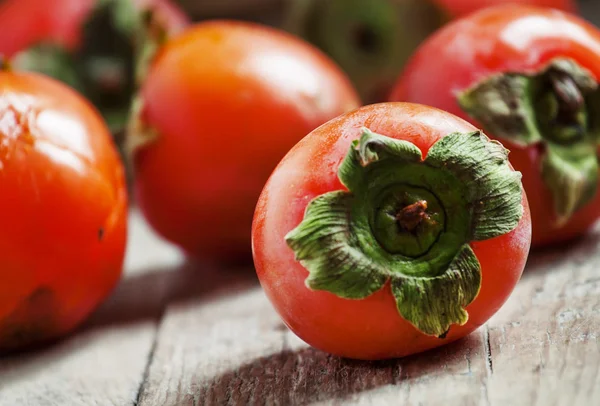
(2, 0, 600, 139)
(178, 0, 600, 103)
(2, 0, 600, 169)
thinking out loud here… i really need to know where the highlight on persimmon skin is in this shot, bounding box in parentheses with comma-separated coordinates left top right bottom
(0, 70, 128, 353)
(129, 20, 361, 262)
(252, 103, 531, 360)
(390, 5, 600, 247)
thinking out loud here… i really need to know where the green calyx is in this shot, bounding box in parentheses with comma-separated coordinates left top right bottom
(12, 0, 165, 133)
(285, 128, 523, 337)
(458, 58, 600, 225)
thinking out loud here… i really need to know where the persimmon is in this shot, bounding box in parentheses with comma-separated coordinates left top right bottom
(252, 103, 531, 360)
(0, 66, 127, 352)
(391, 5, 600, 246)
(129, 21, 360, 261)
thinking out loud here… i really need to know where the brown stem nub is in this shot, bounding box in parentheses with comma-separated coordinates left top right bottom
(396, 200, 428, 232)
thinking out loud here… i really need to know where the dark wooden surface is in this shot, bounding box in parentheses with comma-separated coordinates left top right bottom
(0, 209, 598, 406)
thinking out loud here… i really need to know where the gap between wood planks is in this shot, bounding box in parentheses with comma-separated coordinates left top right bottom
(1, 210, 599, 405)
(136, 310, 164, 405)
(135, 228, 600, 406)
(0, 209, 181, 406)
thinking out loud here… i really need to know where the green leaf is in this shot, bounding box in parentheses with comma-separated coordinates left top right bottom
(12, 45, 83, 92)
(391, 244, 481, 337)
(425, 131, 523, 241)
(586, 90, 600, 144)
(285, 192, 388, 299)
(356, 127, 423, 165)
(551, 59, 598, 93)
(458, 58, 598, 148)
(458, 74, 543, 146)
(284, 0, 447, 103)
(110, 0, 142, 37)
(542, 143, 599, 225)
(338, 127, 422, 191)
(458, 58, 600, 225)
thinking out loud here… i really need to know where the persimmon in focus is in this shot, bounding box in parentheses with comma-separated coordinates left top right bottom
(253, 103, 531, 360)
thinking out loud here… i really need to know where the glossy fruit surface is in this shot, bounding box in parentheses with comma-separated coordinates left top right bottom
(0, 69, 128, 352)
(391, 5, 600, 246)
(131, 21, 360, 261)
(253, 103, 531, 360)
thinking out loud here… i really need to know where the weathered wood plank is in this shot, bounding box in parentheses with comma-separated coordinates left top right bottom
(308, 331, 490, 406)
(0, 210, 182, 406)
(138, 285, 491, 406)
(1, 220, 599, 406)
(138, 226, 600, 406)
(485, 232, 600, 406)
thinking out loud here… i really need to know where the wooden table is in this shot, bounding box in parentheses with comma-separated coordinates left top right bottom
(0, 208, 598, 406)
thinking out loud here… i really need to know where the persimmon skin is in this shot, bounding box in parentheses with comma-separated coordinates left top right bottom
(390, 5, 600, 247)
(133, 21, 360, 260)
(0, 72, 127, 352)
(252, 103, 531, 360)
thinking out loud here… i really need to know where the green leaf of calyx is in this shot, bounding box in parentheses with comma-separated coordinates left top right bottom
(110, 0, 143, 37)
(458, 74, 543, 146)
(391, 244, 481, 337)
(285, 128, 523, 337)
(285, 192, 388, 299)
(338, 127, 422, 191)
(12, 45, 83, 92)
(457, 58, 597, 147)
(542, 143, 599, 225)
(425, 131, 523, 241)
(457, 58, 600, 226)
(586, 90, 600, 145)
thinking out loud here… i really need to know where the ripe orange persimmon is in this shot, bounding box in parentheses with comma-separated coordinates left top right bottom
(253, 103, 531, 360)
(391, 5, 600, 246)
(0, 67, 127, 352)
(130, 21, 360, 261)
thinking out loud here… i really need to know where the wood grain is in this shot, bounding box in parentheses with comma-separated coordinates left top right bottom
(484, 233, 600, 406)
(0, 210, 182, 406)
(145, 2, 600, 403)
(136, 228, 600, 406)
(137, 285, 494, 406)
(1, 210, 599, 405)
